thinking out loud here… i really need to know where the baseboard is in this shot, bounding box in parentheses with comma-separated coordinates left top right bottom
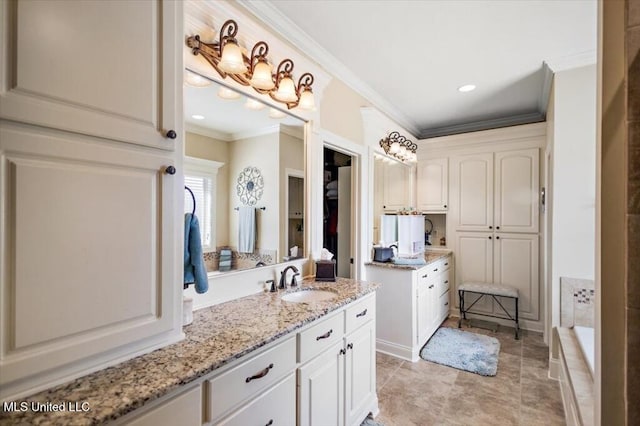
(376, 339, 417, 362)
(549, 357, 560, 380)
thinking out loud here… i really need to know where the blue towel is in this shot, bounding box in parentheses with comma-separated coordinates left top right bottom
(238, 206, 256, 253)
(184, 213, 208, 294)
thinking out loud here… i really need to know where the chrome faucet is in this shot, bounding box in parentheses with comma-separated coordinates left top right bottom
(279, 265, 299, 289)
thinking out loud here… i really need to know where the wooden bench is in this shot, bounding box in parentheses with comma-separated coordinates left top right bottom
(458, 282, 520, 339)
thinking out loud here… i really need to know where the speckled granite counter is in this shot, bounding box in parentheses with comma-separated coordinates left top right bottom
(0, 278, 378, 426)
(365, 249, 452, 270)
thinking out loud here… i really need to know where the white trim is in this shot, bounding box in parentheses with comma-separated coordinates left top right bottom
(185, 123, 232, 142)
(545, 50, 597, 73)
(184, 156, 223, 252)
(375, 339, 417, 362)
(539, 62, 554, 114)
(280, 124, 305, 140)
(231, 124, 280, 141)
(183, 155, 224, 173)
(417, 122, 547, 151)
(237, 0, 420, 137)
(549, 357, 561, 380)
(419, 112, 544, 139)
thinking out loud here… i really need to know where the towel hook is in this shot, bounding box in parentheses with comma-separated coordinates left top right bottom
(185, 186, 196, 216)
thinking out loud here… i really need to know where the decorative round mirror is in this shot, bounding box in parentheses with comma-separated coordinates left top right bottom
(236, 166, 264, 206)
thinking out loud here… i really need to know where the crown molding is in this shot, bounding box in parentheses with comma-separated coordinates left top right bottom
(280, 124, 304, 140)
(232, 124, 281, 141)
(185, 123, 233, 141)
(538, 62, 554, 115)
(544, 50, 597, 73)
(418, 112, 544, 139)
(236, 0, 420, 136)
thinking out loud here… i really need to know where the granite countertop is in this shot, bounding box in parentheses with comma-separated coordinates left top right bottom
(0, 278, 378, 426)
(365, 249, 452, 270)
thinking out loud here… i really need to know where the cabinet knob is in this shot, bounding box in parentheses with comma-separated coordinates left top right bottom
(444, 204, 447, 208)
(489, 226, 493, 229)
(166, 129, 177, 139)
(496, 236, 500, 239)
(165, 165, 176, 175)
(347, 343, 354, 350)
(339, 348, 346, 355)
(265, 421, 273, 426)
(489, 236, 492, 240)
(496, 226, 500, 230)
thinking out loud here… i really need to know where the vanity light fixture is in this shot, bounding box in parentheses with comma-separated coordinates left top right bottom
(379, 131, 417, 164)
(191, 114, 205, 120)
(186, 19, 316, 111)
(269, 108, 286, 119)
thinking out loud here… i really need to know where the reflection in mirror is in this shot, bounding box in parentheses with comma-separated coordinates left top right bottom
(184, 71, 305, 274)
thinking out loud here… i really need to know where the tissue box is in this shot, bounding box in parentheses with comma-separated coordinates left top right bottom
(315, 260, 336, 282)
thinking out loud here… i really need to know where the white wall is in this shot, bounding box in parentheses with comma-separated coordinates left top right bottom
(548, 64, 597, 340)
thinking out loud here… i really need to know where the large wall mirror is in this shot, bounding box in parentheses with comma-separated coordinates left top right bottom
(184, 70, 305, 274)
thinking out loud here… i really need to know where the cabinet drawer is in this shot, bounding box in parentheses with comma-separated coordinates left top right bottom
(441, 256, 452, 272)
(439, 269, 451, 296)
(345, 294, 375, 334)
(127, 385, 201, 426)
(207, 337, 296, 422)
(298, 312, 344, 364)
(218, 374, 296, 426)
(439, 291, 451, 320)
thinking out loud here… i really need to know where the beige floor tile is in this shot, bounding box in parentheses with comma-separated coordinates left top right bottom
(519, 405, 566, 425)
(439, 383, 520, 426)
(376, 352, 404, 391)
(521, 376, 564, 417)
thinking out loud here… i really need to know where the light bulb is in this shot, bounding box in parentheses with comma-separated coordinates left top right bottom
(298, 88, 315, 110)
(274, 76, 297, 102)
(217, 86, 241, 100)
(269, 108, 286, 119)
(184, 70, 211, 87)
(245, 98, 265, 110)
(389, 141, 400, 154)
(218, 40, 248, 74)
(249, 60, 275, 90)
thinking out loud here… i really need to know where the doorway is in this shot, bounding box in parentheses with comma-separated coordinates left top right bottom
(323, 147, 353, 278)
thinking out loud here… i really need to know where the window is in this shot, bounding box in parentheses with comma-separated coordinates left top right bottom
(184, 156, 223, 252)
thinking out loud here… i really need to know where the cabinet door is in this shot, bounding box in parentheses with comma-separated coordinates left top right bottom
(126, 386, 202, 426)
(453, 153, 493, 231)
(416, 158, 448, 212)
(298, 341, 345, 426)
(344, 322, 376, 426)
(0, 126, 179, 391)
(494, 233, 539, 321)
(454, 232, 494, 313)
(0, 0, 180, 150)
(382, 162, 411, 211)
(494, 149, 539, 233)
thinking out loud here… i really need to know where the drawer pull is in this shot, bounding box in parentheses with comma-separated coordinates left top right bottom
(433, 268, 438, 272)
(339, 348, 346, 355)
(428, 284, 435, 289)
(265, 421, 273, 426)
(445, 262, 449, 266)
(444, 302, 449, 306)
(422, 274, 428, 278)
(245, 363, 274, 383)
(316, 329, 333, 341)
(347, 343, 353, 350)
(444, 280, 449, 284)
(356, 309, 368, 318)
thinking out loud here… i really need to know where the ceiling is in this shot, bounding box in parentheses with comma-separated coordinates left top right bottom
(251, 0, 597, 138)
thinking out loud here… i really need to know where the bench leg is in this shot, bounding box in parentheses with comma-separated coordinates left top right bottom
(458, 290, 464, 328)
(515, 297, 520, 340)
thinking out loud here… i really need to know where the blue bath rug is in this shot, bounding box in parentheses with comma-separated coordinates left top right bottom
(420, 327, 500, 376)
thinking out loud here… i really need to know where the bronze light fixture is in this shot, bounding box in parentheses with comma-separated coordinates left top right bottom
(186, 19, 315, 111)
(379, 131, 418, 163)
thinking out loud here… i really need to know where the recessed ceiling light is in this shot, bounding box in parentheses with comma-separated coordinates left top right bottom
(191, 114, 205, 120)
(458, 84, 476, 93)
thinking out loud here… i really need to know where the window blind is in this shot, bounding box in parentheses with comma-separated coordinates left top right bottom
(185, 175, 212, 247)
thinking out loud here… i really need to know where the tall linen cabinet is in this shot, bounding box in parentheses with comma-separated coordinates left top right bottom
(0, 0, 184, 398)
(420, 124, 544, 331)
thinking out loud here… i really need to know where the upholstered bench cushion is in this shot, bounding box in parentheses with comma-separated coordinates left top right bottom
(459, 282, 519, 298)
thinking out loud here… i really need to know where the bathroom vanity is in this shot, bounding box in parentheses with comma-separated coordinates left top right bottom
(365, 250, 452, 361)
(2, 278, 378, 426)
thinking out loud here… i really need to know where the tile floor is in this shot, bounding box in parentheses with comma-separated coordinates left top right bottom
(374, 318, 565, 426)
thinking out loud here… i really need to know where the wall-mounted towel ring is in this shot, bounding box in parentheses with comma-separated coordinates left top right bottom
(234, 206, 266, 211)
(185, 186, 196, 215)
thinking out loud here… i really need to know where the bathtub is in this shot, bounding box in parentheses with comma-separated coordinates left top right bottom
(573, 326, 594, 377)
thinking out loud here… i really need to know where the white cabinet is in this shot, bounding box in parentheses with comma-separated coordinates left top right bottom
(381, 161, 412, 212)
(455, 232, 539, 321)
(367, 256, 452, 362)
(0, 0, 180, 150)
(298, 293, 378, 426)
(289, 176, 304, 218)
(416, 158, 448, 212)
(125, 386, 202, 426)
(0, 0, 183, 398)
(452, 149, 539, 233)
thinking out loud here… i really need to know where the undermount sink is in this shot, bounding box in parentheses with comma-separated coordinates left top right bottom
(281, 289, 338, 303)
